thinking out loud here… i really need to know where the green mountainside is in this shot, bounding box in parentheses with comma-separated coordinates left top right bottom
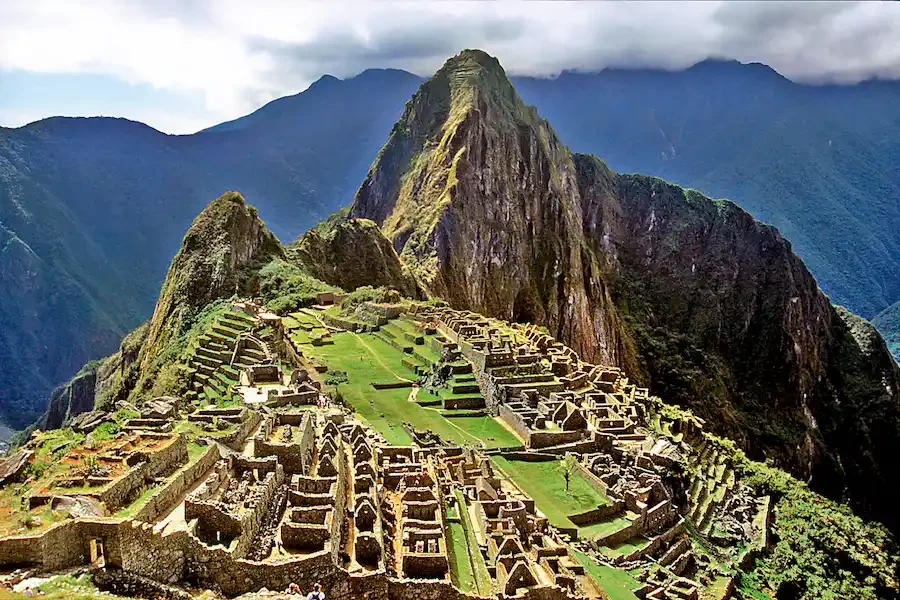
(17, 182, 898, 600)
(349, 50, 900, 534)
(873, 300, 900, 359)
(0, 70, 421, 430)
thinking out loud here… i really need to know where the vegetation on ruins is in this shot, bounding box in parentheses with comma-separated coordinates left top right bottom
(258, 257, 337, 315)
(559, 454, 579, 495)
(491, 457, 609, 532)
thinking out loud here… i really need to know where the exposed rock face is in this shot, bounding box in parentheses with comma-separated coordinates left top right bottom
(351, 50, 632, 369)
(293, 215, 421, 297)
(40, 362, 100, 430)
(350, 49, 900, 531)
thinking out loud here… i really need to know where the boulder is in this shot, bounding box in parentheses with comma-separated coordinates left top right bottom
(70, 410, 112, 434)
(0, 449, 33, 486)
(141, 397, 179, 420)
(52, 495, 106, 518)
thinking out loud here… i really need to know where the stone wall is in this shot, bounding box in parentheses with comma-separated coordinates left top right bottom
(444, 396, 485, 410)
(134, 445, 221, 523)
(144, 435, 189, 478)
(499, 405, 532, 442)
(528, 430, 584, 449)
(98, 463, 151, 512)
(217, 410, 263, 451)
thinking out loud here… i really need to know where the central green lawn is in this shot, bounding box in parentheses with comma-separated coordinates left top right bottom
(491, 457, 608, 529)
(302, 332, 520, 448)
(603, 536, 650, 557)
(578, 516, 633, 540)
(447, 416, 521, 448)
(573, 551, 640, 600)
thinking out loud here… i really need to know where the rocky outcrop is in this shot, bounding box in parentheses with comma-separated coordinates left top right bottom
(351, 49, 632, 370)
(40, 362, 100, 430)
(350, 49, 900, 532)
(292, 215, 421, 297)
(132, 191, 283, 398)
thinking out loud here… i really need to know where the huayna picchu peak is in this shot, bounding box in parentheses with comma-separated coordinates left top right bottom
(350, 50, 900, 535)
(0, 49, 898, 600)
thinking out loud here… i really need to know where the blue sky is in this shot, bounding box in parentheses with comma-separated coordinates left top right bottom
(2, 1, 899, 134)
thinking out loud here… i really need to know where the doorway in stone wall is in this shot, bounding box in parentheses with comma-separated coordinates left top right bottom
(89, 539, 106, 568)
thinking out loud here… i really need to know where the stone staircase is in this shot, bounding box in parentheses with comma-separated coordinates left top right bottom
(184, 310, 259, 405)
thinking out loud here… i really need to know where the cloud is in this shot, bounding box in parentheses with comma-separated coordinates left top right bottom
(1, 0, 899, 133)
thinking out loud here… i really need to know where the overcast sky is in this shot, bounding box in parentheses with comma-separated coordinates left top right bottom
(2, 0, 899, 134)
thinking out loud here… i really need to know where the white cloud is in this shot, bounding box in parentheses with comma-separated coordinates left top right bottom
(2, 0, 899, 133)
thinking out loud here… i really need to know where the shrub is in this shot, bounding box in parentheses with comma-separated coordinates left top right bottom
(324, 370, 349, 385)
(258, 259, 334, 308)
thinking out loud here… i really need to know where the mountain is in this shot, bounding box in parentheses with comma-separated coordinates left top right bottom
(23, 186, 900, 599)
(39, 191, 306, 427)
(511, 61, 900, 323)
(0, 69, 421, 430)
(349, 49, 900, 532)
(5, 53, 900, 435)
(874, 301, 900, 358)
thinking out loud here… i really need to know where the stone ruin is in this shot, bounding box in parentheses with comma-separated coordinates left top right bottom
(0, 301, 771, 600)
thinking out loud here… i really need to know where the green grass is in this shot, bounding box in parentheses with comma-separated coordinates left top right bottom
(490, 457, 608, 530)
(115, 482, 162, 518)
(603, 536, 650, 557)
(578, 516, 633, 540)
(447, 521, 476, 592)
(27, 573, 134, 600)
(573, 551, 640, 600)
(454, 489, 493, 595)
(446, 416, 521, 448)
(302, 331, 513, 449)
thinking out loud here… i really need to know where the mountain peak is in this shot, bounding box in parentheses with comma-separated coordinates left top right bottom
(133, 191, 283, 398)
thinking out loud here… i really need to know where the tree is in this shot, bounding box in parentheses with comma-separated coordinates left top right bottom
(559, 454, 578, 495)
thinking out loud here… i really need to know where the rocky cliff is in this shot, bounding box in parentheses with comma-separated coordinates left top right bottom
(350, 49, 900, 531)
(292, 212, 421, 297)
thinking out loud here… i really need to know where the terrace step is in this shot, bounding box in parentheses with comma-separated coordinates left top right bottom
(193, 355, 221, 369)
(222, 312, 255, 328)
(212, 324, 242, 339)
(452, 384, 481, 394)
(196, 346, 229, 361)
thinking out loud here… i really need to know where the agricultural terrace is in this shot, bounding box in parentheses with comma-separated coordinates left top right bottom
(490, 456, 623, 536)
(298, 320, 520, 449)
(574, 551, 641, 600)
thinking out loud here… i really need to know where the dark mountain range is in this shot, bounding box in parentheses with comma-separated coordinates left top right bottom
(512, 60, 900, 322)
(3, 53, 900, 436)
(0, 69, 421, 429)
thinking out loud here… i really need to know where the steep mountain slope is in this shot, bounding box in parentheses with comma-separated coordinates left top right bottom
(350, 49, 900, 532)
(0, 69, 420, 429)
(513, 62, 900, 322)
(873, 300, 900, 358)
(39, 192, 287, 426)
